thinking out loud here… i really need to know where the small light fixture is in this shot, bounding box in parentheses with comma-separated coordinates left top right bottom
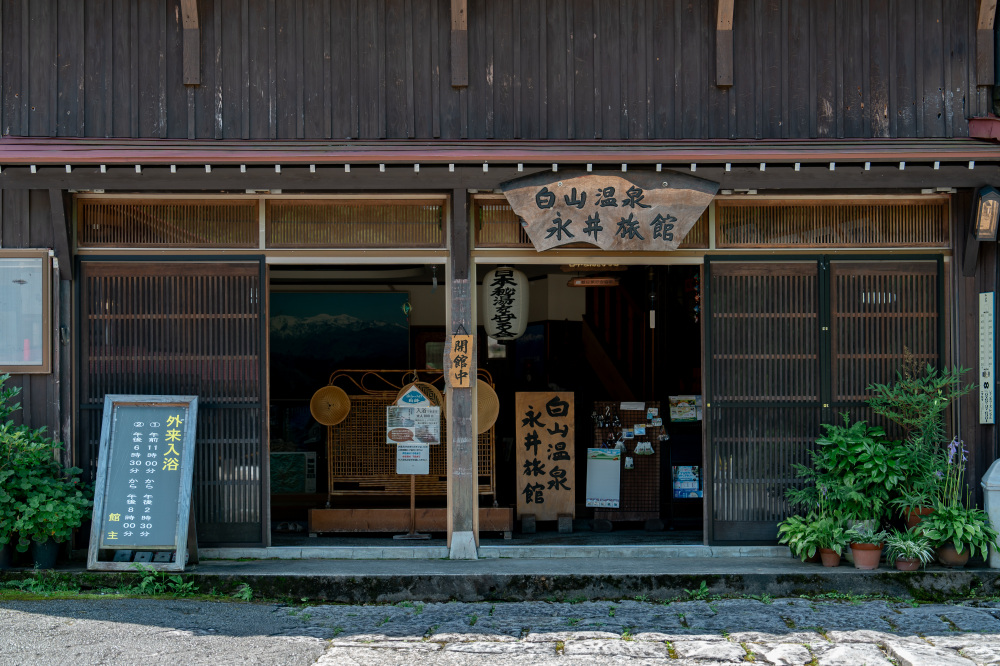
(973, 186, 1000, 241)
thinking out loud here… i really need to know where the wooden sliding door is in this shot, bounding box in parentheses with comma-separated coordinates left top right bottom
(706, 257, 941, 543)
(79, 259, 266, 547)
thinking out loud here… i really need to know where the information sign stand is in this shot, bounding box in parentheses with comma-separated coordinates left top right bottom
(388, 387, 438, 540)
(87, 395, 199, 572)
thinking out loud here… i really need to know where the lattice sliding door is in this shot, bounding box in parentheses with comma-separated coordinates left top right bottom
(79, 260, 266, 546)
(830, 260, 941, 431)
(706, 258, 942, 543)
(707, 262, 822, 542)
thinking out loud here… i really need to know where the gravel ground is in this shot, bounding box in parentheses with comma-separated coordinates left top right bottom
(3, 596, 1000, 665)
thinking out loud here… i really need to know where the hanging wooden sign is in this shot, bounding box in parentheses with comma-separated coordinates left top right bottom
(515, 392, 575, 521)
(447, 334, 475, 387)
(501, 170, 718, 252)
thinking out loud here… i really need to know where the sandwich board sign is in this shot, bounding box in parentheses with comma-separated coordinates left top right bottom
(87, 395, 198, 572)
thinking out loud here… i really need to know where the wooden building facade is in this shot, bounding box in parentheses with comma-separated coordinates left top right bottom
(2, 0, 1000, 553)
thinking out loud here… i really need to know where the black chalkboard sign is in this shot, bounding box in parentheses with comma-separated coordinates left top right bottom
(87, 395, 198, 572)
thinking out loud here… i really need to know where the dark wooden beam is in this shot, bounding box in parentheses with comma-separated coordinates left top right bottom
(48, 189, 71, 281)
(451, 0, 468, 88)
(716, 0, 734, 87)
(181, 0, 201, 86)
(4, 164, 999, 192)
(978, 0, 997, 85)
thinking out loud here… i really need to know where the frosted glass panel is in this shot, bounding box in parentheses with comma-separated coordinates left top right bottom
(0, 257, 44, 366)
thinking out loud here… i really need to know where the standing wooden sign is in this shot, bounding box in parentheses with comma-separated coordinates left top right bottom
(87, 395, 198, 572)
(501, 170, 718, 252)
(515, 392, 575, 520)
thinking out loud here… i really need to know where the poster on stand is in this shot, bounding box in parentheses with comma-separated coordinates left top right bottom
(515, 392, 575, 520)
(396, 444, 430, 475)
(585, 449, 621, 508)
(386, 406, 441, 445)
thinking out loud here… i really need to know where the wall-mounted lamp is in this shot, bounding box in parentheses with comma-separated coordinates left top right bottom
(974, 186, 1000, 241)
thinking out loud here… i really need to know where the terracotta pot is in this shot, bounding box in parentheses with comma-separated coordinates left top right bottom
(935, 543, 970, 568)
(904, 507, 934, 529)
(894, 557, 921, 571)
(850, 542, 883, 570)
(804, 550, 822, 564)
(819, 548, 841, 567)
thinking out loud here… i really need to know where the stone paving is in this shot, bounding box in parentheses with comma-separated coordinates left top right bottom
(295, 597, 1000, 665)
(4, 596, 1000, 664)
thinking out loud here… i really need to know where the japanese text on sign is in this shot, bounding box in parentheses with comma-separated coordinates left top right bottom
(515, 392, 575, 521)
(501, 171, 718, 253)
(99, 405, 190, 549)
(447, 335, 474, 388)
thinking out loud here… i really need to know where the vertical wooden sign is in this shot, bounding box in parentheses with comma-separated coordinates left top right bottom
(515, 392, 575, 520)
(981, 292, 995, 424)
(447, 334, 474, 388)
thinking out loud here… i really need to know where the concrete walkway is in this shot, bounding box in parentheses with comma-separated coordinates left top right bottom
(4, 556, 999, 603)
(3, 596, 1000, 665)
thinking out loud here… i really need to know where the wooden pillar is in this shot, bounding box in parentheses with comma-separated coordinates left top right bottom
(48, 190, 73, 465)
(445, 188, 478, 559)
(955, 189, 998, 508)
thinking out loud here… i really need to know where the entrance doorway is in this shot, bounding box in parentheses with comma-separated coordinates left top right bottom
(478, 263, 705, 546)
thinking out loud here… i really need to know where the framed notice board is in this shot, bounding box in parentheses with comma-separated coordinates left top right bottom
(87, 395, 198, 572)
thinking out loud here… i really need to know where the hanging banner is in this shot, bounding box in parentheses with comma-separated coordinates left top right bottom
(482, 267, 529, 340)
(501, 170, 718, 252)
(515, 392, 575, 520)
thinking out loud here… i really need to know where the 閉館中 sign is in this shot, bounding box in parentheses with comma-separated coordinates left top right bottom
(501, 170, 718, 252)
(447, 334, 474, 387)
(87, 395, 198, 572)
(515, 392, 575, 520)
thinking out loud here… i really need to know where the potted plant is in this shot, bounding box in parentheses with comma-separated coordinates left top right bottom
(0, 374, 92, 569)
(884, 528, 934, 570)
(778, 512, 848, 566)
(846, 524, 890, 570)
(868, 356, 971, 525)
(917, 438, 999, 567)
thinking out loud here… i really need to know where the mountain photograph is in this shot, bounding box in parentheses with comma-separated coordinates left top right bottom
(270, 292, 410, 398)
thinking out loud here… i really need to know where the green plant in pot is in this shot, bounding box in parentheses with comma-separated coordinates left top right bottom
(0, 374, 92, 569)
(867, 357, 971, 526)
(845, 523, 890, 570)
(778, 485, 849, 565)
(786, 416, 903, 525)
(918, 438, 998, 568)
(884, 528, 934, 570)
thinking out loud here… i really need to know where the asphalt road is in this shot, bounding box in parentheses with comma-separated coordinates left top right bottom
(2, 596, 1000, 665)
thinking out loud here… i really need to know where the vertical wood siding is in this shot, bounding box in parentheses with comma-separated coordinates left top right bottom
(0, 0, 986, 141)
